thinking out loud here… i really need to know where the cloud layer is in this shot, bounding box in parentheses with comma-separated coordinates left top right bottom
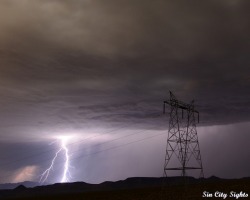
(0, 0, 249, 183)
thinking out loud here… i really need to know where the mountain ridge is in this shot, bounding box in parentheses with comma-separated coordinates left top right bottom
(1, 176, 249, 200)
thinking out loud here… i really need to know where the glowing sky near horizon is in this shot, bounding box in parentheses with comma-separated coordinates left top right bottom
(0, 0, 249, 184)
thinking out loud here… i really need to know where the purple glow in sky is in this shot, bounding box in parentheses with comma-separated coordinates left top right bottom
(0, 0, 249, 184)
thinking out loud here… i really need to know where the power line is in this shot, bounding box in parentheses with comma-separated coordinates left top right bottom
(0, 126, 151, 168)
(0, 125, 126, 160)
(0, 129, 166, 182)
(0, 113, 162, 162)
(0, 121, 162, 168)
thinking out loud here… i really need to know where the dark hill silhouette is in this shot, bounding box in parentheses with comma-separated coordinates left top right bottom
(0, 176, 249, 200)
(0, 181, 45, 190)
(14, 185, 26, 191)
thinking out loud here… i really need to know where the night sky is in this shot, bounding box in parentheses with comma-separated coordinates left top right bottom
(0, 0, 250, 184)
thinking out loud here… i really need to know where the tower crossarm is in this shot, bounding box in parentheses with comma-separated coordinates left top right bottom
(163, 100, 199, 123)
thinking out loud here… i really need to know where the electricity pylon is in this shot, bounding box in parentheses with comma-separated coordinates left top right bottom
(163, 91, 204, 178)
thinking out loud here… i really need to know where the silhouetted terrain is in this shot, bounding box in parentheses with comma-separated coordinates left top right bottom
(0, 181, 46, 190)
(0, 176, 249, 200)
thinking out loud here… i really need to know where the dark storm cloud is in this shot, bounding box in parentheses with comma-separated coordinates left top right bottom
(0, 0, 249, 132)
(0, 0, 250, 183)
(0, 1, 249, 126)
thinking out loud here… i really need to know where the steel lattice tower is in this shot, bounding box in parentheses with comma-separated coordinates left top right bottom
(163, 91, 204, 178)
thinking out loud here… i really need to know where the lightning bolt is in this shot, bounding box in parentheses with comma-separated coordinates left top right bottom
(61, 138, 71, 182)
(40, 136, 72, 183)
